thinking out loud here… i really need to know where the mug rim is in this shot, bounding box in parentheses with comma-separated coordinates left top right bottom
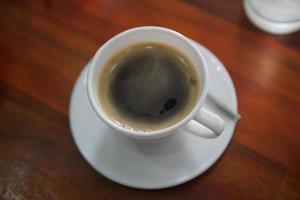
(87, 26, 208, 139)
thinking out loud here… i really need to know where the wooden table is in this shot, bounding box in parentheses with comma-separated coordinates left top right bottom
(0, 0, 299, 199)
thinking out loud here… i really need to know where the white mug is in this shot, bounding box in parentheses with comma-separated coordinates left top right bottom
(87, 26, 225, 140)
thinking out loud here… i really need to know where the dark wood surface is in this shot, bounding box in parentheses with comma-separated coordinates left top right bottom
(0, 0, 299, 199)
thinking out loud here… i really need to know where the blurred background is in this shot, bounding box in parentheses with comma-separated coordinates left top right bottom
(0, 0, 299, 199)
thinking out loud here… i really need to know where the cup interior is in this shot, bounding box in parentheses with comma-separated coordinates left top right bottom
(88, 26, 208, 139)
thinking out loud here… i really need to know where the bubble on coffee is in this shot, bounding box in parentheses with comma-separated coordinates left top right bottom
(99, 42, 200, 131)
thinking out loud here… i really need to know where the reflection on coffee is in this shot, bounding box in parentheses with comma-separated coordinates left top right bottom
(99, 42, 200, 131)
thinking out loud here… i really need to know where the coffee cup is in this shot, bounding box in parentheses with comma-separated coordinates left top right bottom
(87, 26, 225, 140)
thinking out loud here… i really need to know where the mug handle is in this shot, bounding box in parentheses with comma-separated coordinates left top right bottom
(185, 108, 225, 138)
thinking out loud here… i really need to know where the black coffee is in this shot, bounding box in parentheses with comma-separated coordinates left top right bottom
(99, 42, 200, 131)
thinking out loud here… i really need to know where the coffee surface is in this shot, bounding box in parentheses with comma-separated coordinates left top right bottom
(99, 42, 200, 131)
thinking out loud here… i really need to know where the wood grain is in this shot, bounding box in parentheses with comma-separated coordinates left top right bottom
(0, 0, 299, 199)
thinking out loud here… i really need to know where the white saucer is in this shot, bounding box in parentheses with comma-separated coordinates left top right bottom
(69, 41, 239, 189)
